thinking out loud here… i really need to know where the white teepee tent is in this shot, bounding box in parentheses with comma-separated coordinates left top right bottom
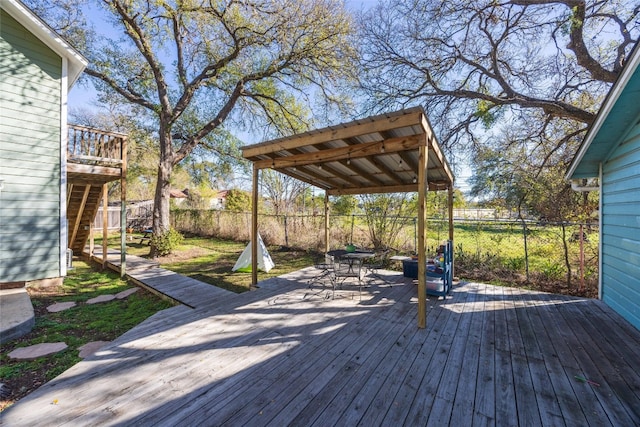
(232, 233, 275, 273)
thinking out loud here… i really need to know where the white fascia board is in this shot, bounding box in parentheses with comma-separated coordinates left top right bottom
(1, 0, 88, 88)
(566, 44, 640, 180)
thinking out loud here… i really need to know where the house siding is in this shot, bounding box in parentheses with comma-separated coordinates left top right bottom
(601, 122, 640, 330)
(0, 10, 63, 282)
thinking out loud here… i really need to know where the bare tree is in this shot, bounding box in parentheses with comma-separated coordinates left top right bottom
(261, 170, 308, 216)
(358, 0, 639, 155)
(35, 0, 357, 256)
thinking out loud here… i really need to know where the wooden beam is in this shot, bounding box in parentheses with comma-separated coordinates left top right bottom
(276, 167, 333, 191)
(253, 135, 422, 169)
(251, 166, 259, 287)
(67, 184, 73, 206)
(120, 136, 128, 277)
(327, 181, 451, 196)
(420, 114, 454, 185)
(102, 184, 108, 270)
(89, 216, 94, 258)
(448, 185, 455, 279)
(287, 138, 386, 187)
(242, 109, 424, 158)
(70, 185, 91, 247)
(324, 193, 329, 254)
(68, 155, 123, 165)
(417, 140, 429, 329)
(368, 156, 404, 185)
(336, 159, 386, 186)
(278, 162, 361, 189)
(67, 163, 122, 177)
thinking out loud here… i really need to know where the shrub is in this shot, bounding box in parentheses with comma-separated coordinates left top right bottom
(150, 228, 184, 256)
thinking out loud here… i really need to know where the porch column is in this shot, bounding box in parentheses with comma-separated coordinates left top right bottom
(102, 184, 108, 270)
(448, 185, 454, 278)
(324, 193, 329, 254)
(120, 137, 127, 277)
(417, 139, 429, 328)
(251, 165, 259, 287)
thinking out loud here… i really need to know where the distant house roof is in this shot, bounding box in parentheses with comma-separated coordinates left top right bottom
(1, 0, 88, 88)
(567, 42, 640, 180)
(170, 189, 188, 199)
(217, 190, 229, 198)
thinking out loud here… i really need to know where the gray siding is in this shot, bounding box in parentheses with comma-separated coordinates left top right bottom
(601, 122, 640, 330)
(0, 10, 63, 282)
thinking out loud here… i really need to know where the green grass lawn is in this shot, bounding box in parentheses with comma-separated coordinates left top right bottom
(101, 222, 599, 296)
(0, 261, 174, 410)
(99, 233, 316, 293)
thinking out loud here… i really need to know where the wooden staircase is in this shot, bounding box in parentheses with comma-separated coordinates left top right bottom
(66, 125, 127, 256)
(67, 184, 104, 254)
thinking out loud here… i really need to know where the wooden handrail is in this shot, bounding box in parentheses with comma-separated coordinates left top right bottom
(67, 124, 126, 166)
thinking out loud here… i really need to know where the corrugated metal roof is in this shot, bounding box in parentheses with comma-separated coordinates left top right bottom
(241, 107, 454, 195)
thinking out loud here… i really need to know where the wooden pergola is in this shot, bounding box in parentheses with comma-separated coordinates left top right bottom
(241, 107, 455, 328)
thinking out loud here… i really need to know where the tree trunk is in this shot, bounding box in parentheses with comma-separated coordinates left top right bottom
(150, 132, 174, 258)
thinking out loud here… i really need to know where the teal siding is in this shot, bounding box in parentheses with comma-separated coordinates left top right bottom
(601, 121, 640, 330)
(0, 10, 63, 282)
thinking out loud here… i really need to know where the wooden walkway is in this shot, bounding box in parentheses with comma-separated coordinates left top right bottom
(2, 268, 640, 426)
(89, 248, 234, 308)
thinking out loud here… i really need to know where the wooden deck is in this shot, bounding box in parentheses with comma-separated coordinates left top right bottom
(89, 248, 234, 308)
(2, 268, 640, 426)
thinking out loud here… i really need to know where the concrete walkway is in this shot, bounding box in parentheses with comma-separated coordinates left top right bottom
(0, 288, 34, 344)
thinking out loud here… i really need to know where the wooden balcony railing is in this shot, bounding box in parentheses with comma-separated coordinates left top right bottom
(68, 125, 127, 167)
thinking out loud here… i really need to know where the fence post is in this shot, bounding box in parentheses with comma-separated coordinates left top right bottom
(284, 215, 289, 247)
(579, 223, 584, 292)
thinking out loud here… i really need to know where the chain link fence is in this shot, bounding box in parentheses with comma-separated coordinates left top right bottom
(172, 209, 599, 294)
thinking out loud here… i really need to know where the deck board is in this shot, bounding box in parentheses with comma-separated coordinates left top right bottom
(3, 269, 640, 426)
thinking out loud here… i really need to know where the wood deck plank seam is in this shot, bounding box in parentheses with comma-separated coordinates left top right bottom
(306, 307, 426, 427)
(4, 278, 640, 427)
(493, 285, 518, 424)
(338, 290, 451, 426)
(266, 292, 420, 427)
(519, 291, 586, 427)
(40, 290, 384, 426)
(125, 295, 377, 425)
(554, 293, 640, 425)
(472, 282, 498, 425)
(176, 284, 418, 425)
(533, 291, 615, 426)
(449, 282, 490, 426)
(420, 282, 481, 426)
(383, 283, 470, 426)
(515, 290, 567, 426)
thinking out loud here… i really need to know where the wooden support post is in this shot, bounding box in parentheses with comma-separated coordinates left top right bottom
(417, 140, 429, 329)
(324, 193, 329, 254)
(448, 185, 455, 278)
(89, 217, 94, 257)
(102, 184, 108, 269)
(120, 137, 127, 277)
(71, 185, 91, 246)
(251, 166, 259, 287)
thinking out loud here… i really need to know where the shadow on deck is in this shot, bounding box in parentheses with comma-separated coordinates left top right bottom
(2, 268, 639, 426)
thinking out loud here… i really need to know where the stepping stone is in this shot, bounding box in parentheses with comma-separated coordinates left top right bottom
(8, 342, 67, 360)
(115, 288, 138, 299)
(86, 294, 116, 304)
(46, 301, 76, 313)
(78, 341, 110, 358)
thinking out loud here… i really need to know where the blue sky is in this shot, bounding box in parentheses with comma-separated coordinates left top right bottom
(66, 0, 472, 195)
